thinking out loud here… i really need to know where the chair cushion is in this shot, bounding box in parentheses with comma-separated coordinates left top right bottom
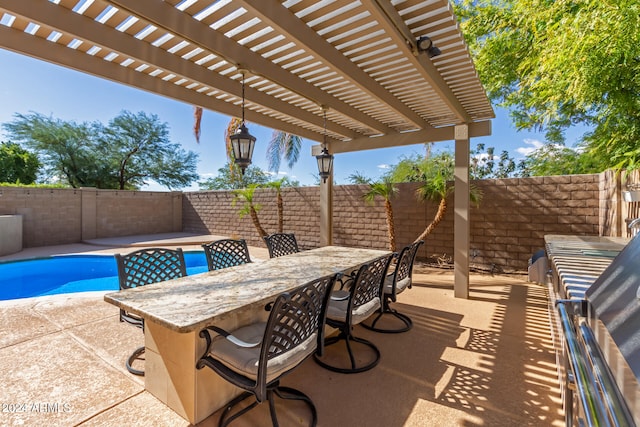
(327, 295, 381, 325)
(209, 322, 317, 382)
(383, 276, 411, 295)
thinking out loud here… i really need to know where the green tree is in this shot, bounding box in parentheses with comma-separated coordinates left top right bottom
(97, 111, 199, 190)
(0, 142, 40, 184)
(3, 113, 107, 187)
(455, 0, 640, 170)
(364, 178, 398, 251)
(517, 143, 607, 177)
(3, 111, 199, 189)
(232, 185, 268, 238)
(470, 143, 517, 179)
(199, 163, 270, 190)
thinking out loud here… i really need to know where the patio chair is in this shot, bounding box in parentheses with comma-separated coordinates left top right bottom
(115, 247, 187, 376)
(629, 218, 640, 237)
(263, 233, 300, 258)
(314, 253, 394, 374)
(196, 273, 338, 427)
(361, 240, 424, 333)
(202, 239, 252, 271)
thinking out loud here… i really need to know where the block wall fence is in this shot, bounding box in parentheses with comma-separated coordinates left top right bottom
(1, 171, 635, 271)
(0, 187, 182, 247)
(184, 172, 619, 273)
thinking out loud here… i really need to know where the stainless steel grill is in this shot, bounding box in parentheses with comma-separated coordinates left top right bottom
(545, 234, 639, 426)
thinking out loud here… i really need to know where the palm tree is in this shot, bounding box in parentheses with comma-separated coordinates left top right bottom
(265, 177, 287, 233)
(224, 117, 243, 178)
(348, 171, 373, 185)
(232, 185, 268, 238)
(193, 107, 302, 176)
(413, 167, 482, 243)
(414, 168, 451, 243)
(364, 178, 398, 251)
(385, 152, 482, 244)
(193, 106, 203, 143)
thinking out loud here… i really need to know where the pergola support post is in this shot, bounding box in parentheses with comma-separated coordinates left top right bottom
(454, 125, 470, 299)
(319, 173, 333, 246)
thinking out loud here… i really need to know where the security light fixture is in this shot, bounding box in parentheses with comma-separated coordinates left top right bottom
(417, 35, 441, 58)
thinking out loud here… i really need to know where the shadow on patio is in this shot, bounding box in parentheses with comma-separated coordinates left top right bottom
(0, 265, 562, 426)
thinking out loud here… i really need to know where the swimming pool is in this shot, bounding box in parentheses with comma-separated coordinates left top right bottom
(0, 252, 208, 301)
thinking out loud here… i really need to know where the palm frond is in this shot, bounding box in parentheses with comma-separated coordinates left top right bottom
(284, 134, 302, 169)
(267, 131, 302, 172)
(266, 130, 286, 172)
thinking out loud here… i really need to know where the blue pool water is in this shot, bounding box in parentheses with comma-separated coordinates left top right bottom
(0, 252, 208, 301)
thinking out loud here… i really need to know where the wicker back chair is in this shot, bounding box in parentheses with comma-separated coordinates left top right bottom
(115, 247, 187, 375)
(202, 239, 252, 271)
(362, 240, 424, 333)
(263, 233, 300, 258)
(314, 253, 394, 374)
(197, 273, 338, 427)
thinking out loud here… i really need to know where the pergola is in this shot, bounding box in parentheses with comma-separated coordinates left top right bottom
(0, 0, 494, 298)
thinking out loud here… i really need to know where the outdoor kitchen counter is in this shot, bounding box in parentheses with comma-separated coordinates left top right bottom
(103, 245, 390, 424)
(545, 234, 640, 425)
(544, 234, 629, 300)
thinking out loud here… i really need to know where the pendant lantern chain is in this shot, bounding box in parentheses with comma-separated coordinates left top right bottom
(241, 73, 246, 124)
(323, 108, 327, 146)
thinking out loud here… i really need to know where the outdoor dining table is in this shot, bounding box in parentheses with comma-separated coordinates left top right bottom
(104, 245, 390, 424)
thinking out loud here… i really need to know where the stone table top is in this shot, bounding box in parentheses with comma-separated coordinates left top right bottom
(104, 246, 390, 333)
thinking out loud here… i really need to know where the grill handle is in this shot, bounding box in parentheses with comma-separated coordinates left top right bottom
(556, 300, 635, 427)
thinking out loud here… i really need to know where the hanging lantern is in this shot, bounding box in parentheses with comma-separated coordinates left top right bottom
(315, 108, 333, 183)
(230, 70, 256, 175)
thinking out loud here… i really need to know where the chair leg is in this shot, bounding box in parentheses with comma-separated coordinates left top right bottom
(272, 386, 317, 427)
(219, 391, 258, 427)
(126, 346, 145, 376)
(314, 330, 380, 374)
(362, 298, 413, 334)
(218, 387, 317, 427)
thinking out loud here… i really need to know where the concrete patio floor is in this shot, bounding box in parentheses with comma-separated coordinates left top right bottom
(0, 235, 563, 426)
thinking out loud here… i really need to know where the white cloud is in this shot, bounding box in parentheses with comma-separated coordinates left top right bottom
(515, 138, 544, 156)
(266, 171, 289, 177)
(377, 164, 390, 170)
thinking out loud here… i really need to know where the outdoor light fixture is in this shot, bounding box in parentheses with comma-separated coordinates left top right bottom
(416, 35, 441, 58)
(316, 108, 333, 183)
(230, 70, 256, 175)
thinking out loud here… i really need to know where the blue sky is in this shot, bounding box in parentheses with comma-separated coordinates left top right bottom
(0, 49, 586, 190)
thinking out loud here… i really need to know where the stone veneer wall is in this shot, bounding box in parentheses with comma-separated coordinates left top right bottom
(183, 173, 603, 272)
(0, 187, 182, 247)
